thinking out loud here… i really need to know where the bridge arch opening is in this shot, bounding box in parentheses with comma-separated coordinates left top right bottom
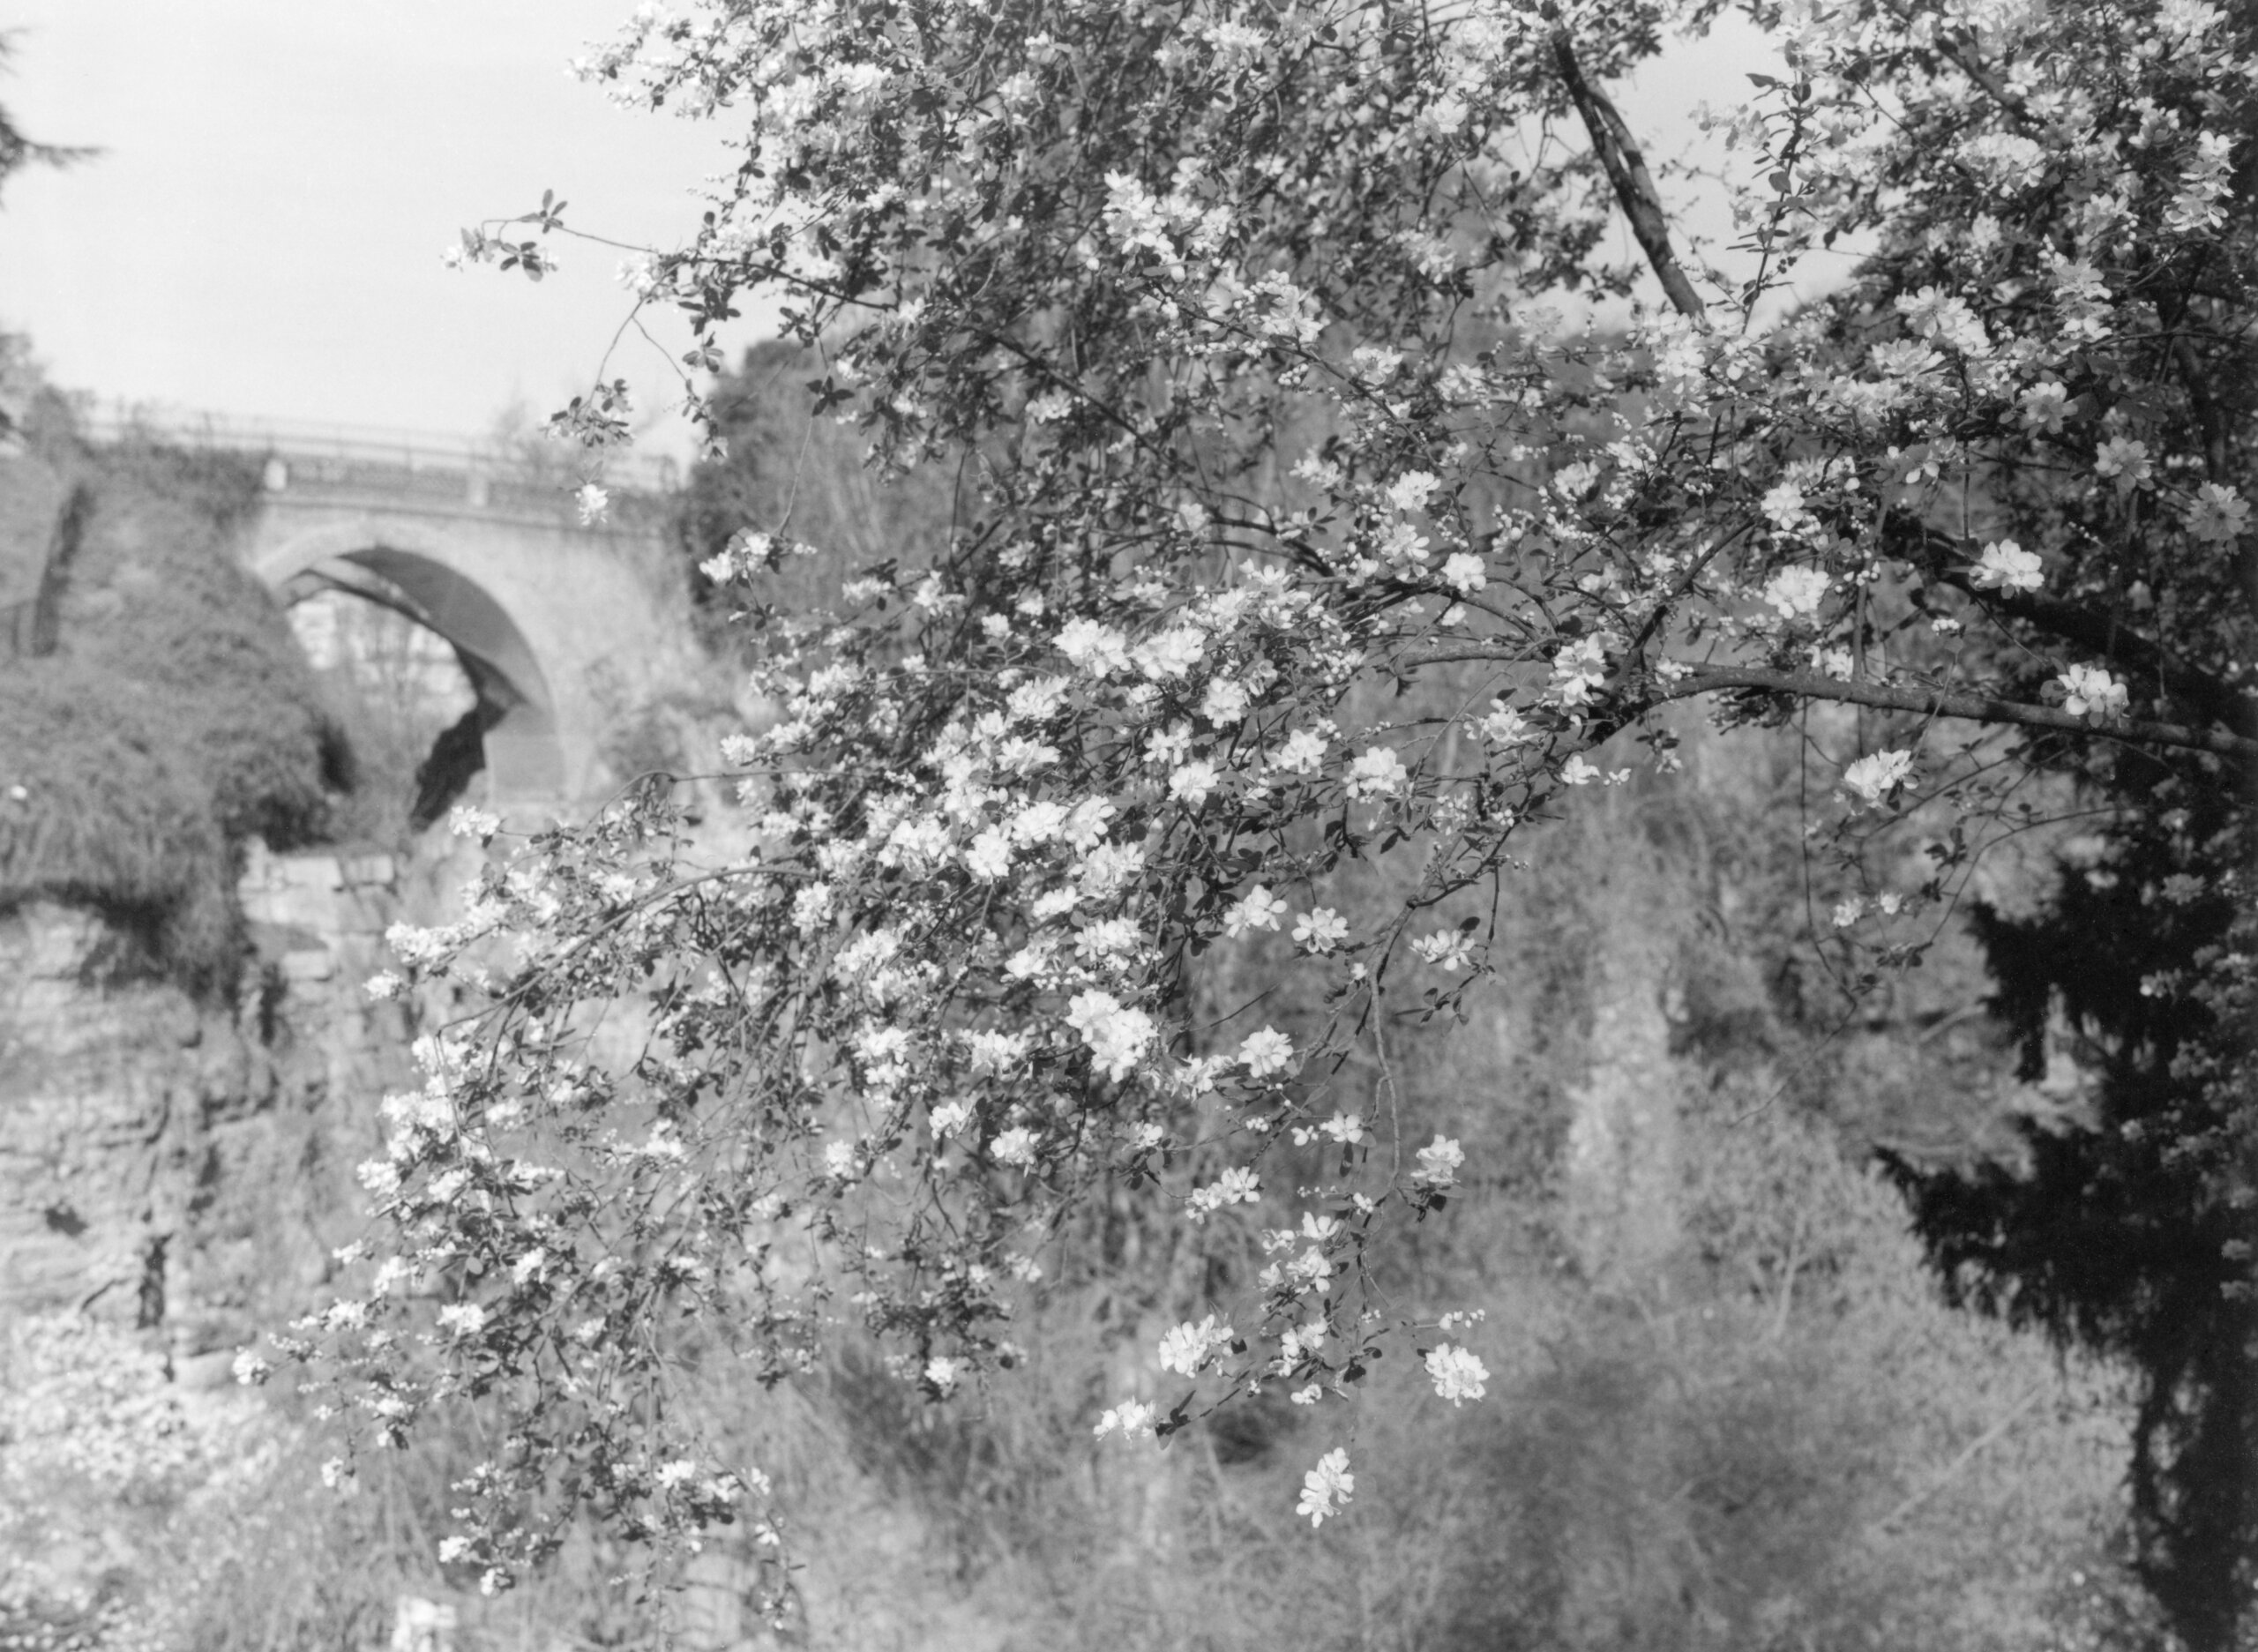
(273, 543, 566, 826)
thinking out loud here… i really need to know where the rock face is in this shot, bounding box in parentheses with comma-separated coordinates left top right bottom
(0, 847, 419, 1369)
(0, 901, 214, 1325)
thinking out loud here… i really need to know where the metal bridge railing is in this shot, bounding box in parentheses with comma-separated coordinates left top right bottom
(75, 402, 683, 498)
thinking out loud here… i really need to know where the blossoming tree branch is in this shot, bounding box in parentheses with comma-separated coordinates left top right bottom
(289, 0, 2255, 1598)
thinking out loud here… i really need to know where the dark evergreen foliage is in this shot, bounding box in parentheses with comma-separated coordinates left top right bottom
(1886, 755, 2255, 1651)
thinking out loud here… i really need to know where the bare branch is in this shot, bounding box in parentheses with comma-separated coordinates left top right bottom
(1881, 519, 2256, 736)
(1550, 31, 1708, 325)
(1656, 666, 2258, 760)
(1399, 641, 2255, 758)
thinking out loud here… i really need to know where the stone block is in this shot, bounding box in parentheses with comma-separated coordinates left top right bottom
(341, 852, 397, 888)
(280, 948, 335, 983)
(280, 855, 346, 892)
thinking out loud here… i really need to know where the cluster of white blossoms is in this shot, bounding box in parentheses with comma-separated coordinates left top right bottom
(1841, 750, 1916, 808)
(1296, 1448, 1355, 1528)
(331, 0, 2254, 1578)
(2057, 665, 2131, 721)
(1424, 1344, 1492, 1407)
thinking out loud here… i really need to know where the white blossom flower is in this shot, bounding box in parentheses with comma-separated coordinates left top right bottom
(1479, 701, 1529, 745)
(964, 828, 1013, 881)
(1411, 929, 1475, 972)
(1290, 1110, 1365, 1147)
(990, 1125, 1039, 1167)
(1170, 759, 1222, 806)
(1439, 551, 1487, 594)
(1895, 286, 1988, 355)
(2094, 436, 2152, 486)
(1345, 746, 1407, 798)
(447, 804, 501, 841)
(1006, 674, 1069, 722)
(1271, 727, 1328, 773)
(2019, 380, 2071, 433)
(1842, 749, 1915, 805)
(1156, 1314, 1234, 1377)
(1551, 635, 1608, 705)
(1296, 1447, 1354, 1527)
(1552, 460, 1600, 500)
(966, 1029, 1031, 1073)
(1200, 675, 1251, 725)
(1385, 470, 1439, 514)
(617, 254, 660, 296)
(1293, 908, 1349, 953)
(1970, 540, 2044, 594)
(1056, 618, 1129, 676)
(1061, 796, 1116, 849)
(436, 1302, 488, 1338)
(1186, 1166, 1262, 1222)
(1761, 566, 1831, 619)
(1093, 1398, 1159, 1439)
(1239, 1025, 1295, 1078)
(574, 482, 610, 526)
(2058, 664, 2128, 720)
(1009, 800, 1069, 844)
(1066, 990, 1156, 1080)
(1424, 1343, 1490, 1406)
(1412, 1134, 1464, 1186)
(1225, 885, 1287, 937)
(790, 882, 834, 935)
(1133, 625, 1207, 679)
(1078, 842, 1144, 898)
(2186, 482, 2250, 545)
(1760, 481, 1809, 532)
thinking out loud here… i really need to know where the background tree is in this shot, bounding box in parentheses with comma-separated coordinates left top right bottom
(0, 33, 89, 204)
(341, 0, 2254, 1641)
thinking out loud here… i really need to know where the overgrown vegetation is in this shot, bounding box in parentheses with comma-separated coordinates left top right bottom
(0, 407, 348, 994)
(676, 340, 965, 658)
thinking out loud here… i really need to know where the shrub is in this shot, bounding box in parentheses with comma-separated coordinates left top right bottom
(0, 442, 345, 992)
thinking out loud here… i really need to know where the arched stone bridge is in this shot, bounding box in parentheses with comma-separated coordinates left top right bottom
(95, 412, 712, 815)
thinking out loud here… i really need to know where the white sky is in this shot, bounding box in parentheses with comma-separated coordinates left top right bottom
(1, 2, 744, 459)
(0, 5, 1780, 465)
